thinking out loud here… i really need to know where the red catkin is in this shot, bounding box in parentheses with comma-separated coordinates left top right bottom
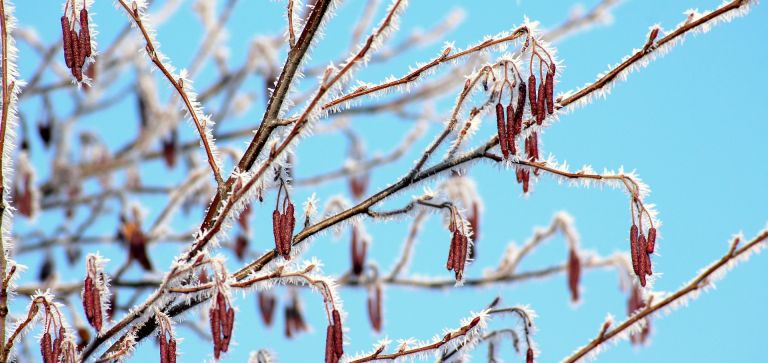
(159, 336, 168, 363)
(526, 347, 535, 363)
(637, 234, 648, 286)
(210, 307, 221, 358)
(61, 16, 73, 68)
(258, 291, 276, 326)
(283, 203, 296, 258)
(536, 82, 545, 125)
(234, 234, 248, 261)
(71, 30, 83, 69)
(80, 9, 92, 58)
(506, 104, 516, 156)
(522, 169, 530, 193)
(351, 227, 366, 275)
(495, 103, 509, 159)
(446, 229, 457, 270)
(332, 309, 344, 356)
(41, 331, 53, 363)
(646, 227, 657, 254)
(528, 75, 538, 117)
(515, 82, 527, 134)
(367, 284, 382, 332)
(630, 224, 640, 276)
(567, 248, 581, 302)
(325, 325, 338, 363)
(272, 210, 282, 255)
(545, 69, 554, 115)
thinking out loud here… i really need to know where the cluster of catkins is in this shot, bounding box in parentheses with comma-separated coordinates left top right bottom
(446, 210, 471, 281)
(272, 184, 296, 259)
(324, 309, 344, 363)
(60, 1, 93, 82)
(210, 290, 235, 359)
(493, 45, 557, 193)
(630, 224, 657, 286)
(40, 324, 67, 363)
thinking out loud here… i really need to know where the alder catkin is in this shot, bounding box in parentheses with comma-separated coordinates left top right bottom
(647, 227, 657, 254)
(545, 69, 554, 115)
(80, 9, 92, 58)
(495, 103, 509, 159)
(506, 104, 516, 155)
(61, 16, 73, 68)
(528, 75, 538, 117)
(536, 82, 545, 125)
(332, 309, 344, 356)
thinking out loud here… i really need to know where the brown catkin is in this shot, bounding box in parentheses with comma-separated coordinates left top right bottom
(528, 75, 537, 117)
(514, 83, 526, 134)
(647, 227, 657, 254)
(567, 248, 581, 302)
(160, 336, 168, 363)
(92, 286, 103, 331)
(506, 104, 516, 155)
(526, 347, 534, 363)
(545, 70, 554, 115)
(638, 234, 648, 286)
(71, 30, 83, 69)
(61, 16, 73, 68)
(284, 203, 296, 257)
(495, 103, 509, 159)
(325, 325, 337, 363)
(272, 210, 282, 255)
(83, 276, 94, 323)
(210, 306, 221, 358)
(168, 338, 177, 363)
(536, 82, 545, 125)
(522, 169, 530, 193)
(80, 9, 92, 58)
(332, 309, 344, 356)
(630, 224, 640, 276)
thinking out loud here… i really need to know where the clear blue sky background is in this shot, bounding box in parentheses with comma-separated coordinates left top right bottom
(9, 0, 768, 362)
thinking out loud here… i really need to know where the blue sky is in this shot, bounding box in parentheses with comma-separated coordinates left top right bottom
(9, 0, 768, 362)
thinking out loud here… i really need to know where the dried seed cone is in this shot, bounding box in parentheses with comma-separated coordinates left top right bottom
(495, 103, 509, 159)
